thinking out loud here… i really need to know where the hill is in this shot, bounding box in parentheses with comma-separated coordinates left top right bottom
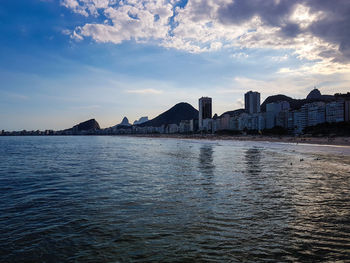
(261, 89, 334, 112)
(261, 94, 303, 112)
(139, 102, 198, 127)
(220, 109, 245, 117)
(71, 119, 100, 131)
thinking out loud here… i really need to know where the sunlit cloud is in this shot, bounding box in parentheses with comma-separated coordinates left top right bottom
(61, 0, 350, 75)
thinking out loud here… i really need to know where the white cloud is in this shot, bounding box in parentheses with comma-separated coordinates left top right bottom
(61, 29, 71, 35)
(61, 0, 88, 16)
(61, 0, 350, 74)
(60, 0, 112, 16)
(125, 88, 163, 94)
(66, 0, 173, 45)
(289, 4, 324, 29)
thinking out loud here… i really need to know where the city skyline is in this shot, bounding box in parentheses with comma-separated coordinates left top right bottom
(1, 0, 350, 131)
(2, 87, 349, 135)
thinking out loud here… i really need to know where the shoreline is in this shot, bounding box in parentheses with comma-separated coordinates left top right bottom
(2, 134, 350, 147)
(127, 134, 350, 147)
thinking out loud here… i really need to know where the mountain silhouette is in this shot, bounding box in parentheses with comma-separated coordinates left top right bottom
(133, 116, 149, 125)
(139, 102, 198, 127)
(119, 117, 131, 126)
(306, 88, 322, 100)
(220, 109, 245, 117)
(261, 91, 334, 112)
(70, 119, 100, 131)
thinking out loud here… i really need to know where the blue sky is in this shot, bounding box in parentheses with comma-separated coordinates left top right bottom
(1, 0, 350, 131)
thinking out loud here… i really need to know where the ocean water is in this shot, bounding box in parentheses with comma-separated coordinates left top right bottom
(0, 136, 349, 262)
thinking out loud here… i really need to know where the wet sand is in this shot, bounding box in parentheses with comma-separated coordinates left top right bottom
(128, 134, 350, 146)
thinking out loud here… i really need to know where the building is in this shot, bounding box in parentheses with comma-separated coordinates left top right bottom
(286, 111, 294, 132)
(190, 119, 198, 132)
(179, 120, 192, 133)
(166, 124, 179, 134)
(202, 118, 213, 133)
(199, 97, 212, 130)
(345, 101, 350, 122)
(293, 102, 325, 134)
(293, 109, 306, 134)
(238, 113, 249, 130)
(266, 101, 290, 112)
(249, 115, 258, 130)
(219, 114, 230, 130)
(244, 91, 261, 114)
(307, 102, 325, 127)
(326, 101, 344, 123)
(276, 111, 288, 128)
(265, 101, 290, 129)
(229, 116, 239, 131)
(265, 111, 275, 129)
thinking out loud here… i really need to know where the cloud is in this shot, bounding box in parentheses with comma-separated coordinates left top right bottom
(60, 0, 111, 16)
(63, 0, 173, 44)
(125, 88, 163, 94)
(61, 29, 71, 35)
(61, 0, 350, 73)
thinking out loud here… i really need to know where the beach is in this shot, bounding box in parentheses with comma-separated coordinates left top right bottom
(129, 133, 350, 146)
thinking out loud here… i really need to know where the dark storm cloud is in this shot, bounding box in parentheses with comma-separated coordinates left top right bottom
(217, 0, 350, 62)
(218, 0, 293, 26)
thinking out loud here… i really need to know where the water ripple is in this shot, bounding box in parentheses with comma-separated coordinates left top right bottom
(0, 136, 349, 262)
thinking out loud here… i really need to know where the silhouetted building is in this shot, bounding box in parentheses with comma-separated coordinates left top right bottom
(307, 102, 325, 127)
(179, 120, 192, 133)
(345, 101, 350, 122)
(245, 91, 261, 114)
(199, 97, 212, 130)
(326, 101, 344, 123)
(166, 123, 179, 134)
(266, 101, 290, 129)
(202, 118, 213, 132)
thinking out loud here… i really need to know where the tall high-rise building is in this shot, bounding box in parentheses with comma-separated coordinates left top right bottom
(199, 97, 212, 130)
(244, 91, 261, 114)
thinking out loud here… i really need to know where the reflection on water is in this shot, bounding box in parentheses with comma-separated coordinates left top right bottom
(0, 136, 349, 262)
(244, 147, 262, 176)
(199, 144, 215, 176)
(286, 153, 350, 262)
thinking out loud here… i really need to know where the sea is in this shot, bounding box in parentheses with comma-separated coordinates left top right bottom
(0, 136, 349, 262)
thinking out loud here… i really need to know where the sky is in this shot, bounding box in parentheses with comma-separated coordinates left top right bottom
(1, 0, 350, 131)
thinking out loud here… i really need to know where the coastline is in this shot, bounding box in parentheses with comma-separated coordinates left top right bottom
(2, 133, 350, 147)
(127, 134, 350, 147)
